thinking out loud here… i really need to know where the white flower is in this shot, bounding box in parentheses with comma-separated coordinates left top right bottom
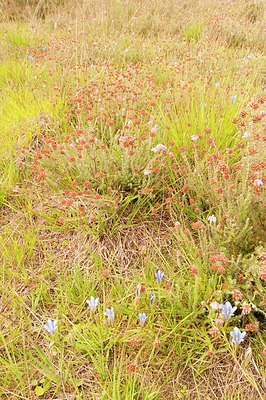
(143, 169, 152, 176)
(191, 135, 199, 142)
(253, 179, 263, 187)
(151, 144, 167, 153)
(208, 215, 217, 224)
(242, 131, 251, 139)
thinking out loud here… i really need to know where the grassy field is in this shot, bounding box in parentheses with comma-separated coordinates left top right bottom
(0, 0, 265, 399)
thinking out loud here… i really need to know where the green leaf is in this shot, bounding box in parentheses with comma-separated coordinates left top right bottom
(35, 386, 46, 396)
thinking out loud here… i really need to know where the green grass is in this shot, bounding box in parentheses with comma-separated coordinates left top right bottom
(0, 0, 265, 399)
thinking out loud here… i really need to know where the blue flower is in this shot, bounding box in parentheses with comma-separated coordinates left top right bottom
(104, 308, 115, 323)
(150, 293, 156, 305)
(44, 319, 58, 334)
(155, 270, 164, 284)
(230, 327, 246, 345)
(86, 296, 99, 312)
(221, 301, 237, 320)
(138, 313, 148, 326)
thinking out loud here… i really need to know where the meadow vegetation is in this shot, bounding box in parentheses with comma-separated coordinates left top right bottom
(0, 0, 265, 399)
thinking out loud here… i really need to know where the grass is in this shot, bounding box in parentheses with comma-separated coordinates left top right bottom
(0, 0, 265, 399)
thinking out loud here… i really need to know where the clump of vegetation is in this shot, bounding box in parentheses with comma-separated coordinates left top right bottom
(0, 0, 265, 399)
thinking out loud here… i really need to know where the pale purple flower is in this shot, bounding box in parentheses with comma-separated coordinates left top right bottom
(207, 215, 217, 224)
(104, 308, 115, 323)
(191, 135, 199, 142)
(151, 125, 159, 133)
(221, 301, 237, 320)
(155, 270, 164, 284)
(86, 296, 99, 312)
(44, 319, 58, 334)
(231, 95, 237, 104)
(28, 55, 34, 62)
(210, 301, 221, 310)
(150, 293, 156, 305)
(151, 144, 167, 153)
(230, 327, 246, 345)
(138, 313, 148, 326)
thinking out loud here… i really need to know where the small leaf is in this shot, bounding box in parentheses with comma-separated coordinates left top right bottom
(35, 386, 45, 396)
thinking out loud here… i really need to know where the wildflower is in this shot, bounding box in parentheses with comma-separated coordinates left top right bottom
(232, 289, 242, 301)
(191, 135, 199, 142)
(135, 284, 141, 298)
(221, 301, 237, 320)
(28, 55, 34, 62)
(231, 95, 237, 104)
(230, 327, 246, 345)
(129, 363, 138, 372)
(153, 340, 161, 347)
(129, 338, 139, 346)
(151, 125, 159, 133)
(143, 169, 152, 176)
(44, 319, 58, 334)
(104, 308, 115, 324)
(242, 131, 251, 139)
(155, 270, 164, 284)
(241, 303, 252, 315)
(150, 293, 156, 304)
(174, 221, 181, 229)
(102, 269, 109, 278)
(86, 296, 99, 312)
(191, 220, 205, 230)
(253, 179, 263, 187)
(210, 301, 221, 310)
(215, 318, 224, 327)
(138, 312, 148, 326)
(209, 326, 220, 338)
(164, 281, 171, 290)
(151, 143, 167, 153)
(207, 215, 217, 224)
(189, 264, 198, 276)
(245, 323, 257, 332)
